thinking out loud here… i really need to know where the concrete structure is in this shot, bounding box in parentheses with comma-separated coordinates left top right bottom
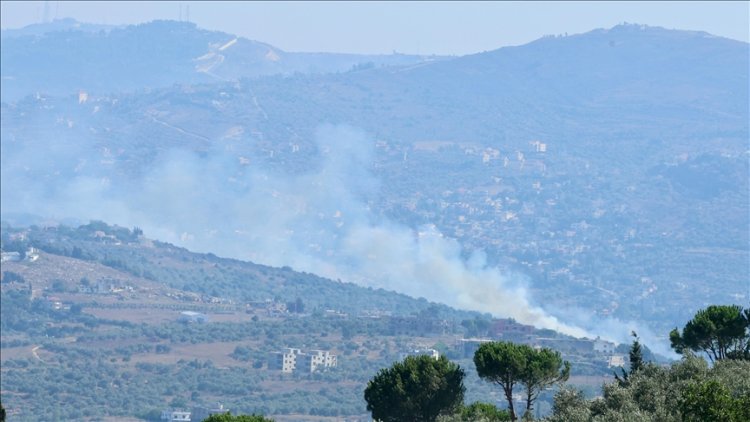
(268, 347, 303, 373)
(268, 348, 337, 373)
(161, 410, 191, 422)
(491, 318, 535, 337)
(593, 337, 616, 354)
(191, 403, 227, 422)
(608, 354, 626, 368)
(302, 350, 338, 372)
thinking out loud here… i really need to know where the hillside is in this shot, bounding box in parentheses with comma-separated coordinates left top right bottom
(1, 22, 748, 348)
(0, 221, 639, 421)
(0, 19, 442, 102)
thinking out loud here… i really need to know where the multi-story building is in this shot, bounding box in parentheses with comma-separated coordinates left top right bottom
(302, 350, 338, 372)
(268, 347, 303, 373)
(268, 348, 336, 373)
(593, 336, 616, 354)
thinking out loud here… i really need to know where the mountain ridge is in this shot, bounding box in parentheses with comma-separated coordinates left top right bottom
(1, 19, 747, 349)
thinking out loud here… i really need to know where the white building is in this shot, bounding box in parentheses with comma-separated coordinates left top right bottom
(303, 350, 338, 372)
(161, 410, 191, 422)
(268, 348, 337, 373)
(593, 337, 616, 354)
(608, 354, 626, 368)
(268, 347, 303, 373)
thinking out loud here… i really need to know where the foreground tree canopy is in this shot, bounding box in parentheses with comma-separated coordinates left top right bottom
(546, 305, 750, 422)
(669, 304, 749, 361)
(474, 341, 569, 421)
(545, 355, 750, 422)
(364, 354, 465, 422)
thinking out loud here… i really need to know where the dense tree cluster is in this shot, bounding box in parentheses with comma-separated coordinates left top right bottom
(544, 305, 750, 422)
(364, 355, 465, 422)
(363, 305, 749, 422)
(545, 355, 750, 422)
(365, 342, 566, 422)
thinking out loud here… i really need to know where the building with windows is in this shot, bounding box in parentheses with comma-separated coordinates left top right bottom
(593, 336, 616, 354)
(302, 350, 338, 372)
(268, 347, 337, 373)
(268, 347, 303, 373)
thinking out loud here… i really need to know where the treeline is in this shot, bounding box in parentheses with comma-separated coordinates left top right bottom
(358, 304, 750, 422)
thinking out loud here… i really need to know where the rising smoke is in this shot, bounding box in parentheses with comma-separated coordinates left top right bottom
(2, 122, 639, 341)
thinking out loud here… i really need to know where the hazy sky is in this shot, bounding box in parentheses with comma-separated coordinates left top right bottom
(1, 1, 748, 55)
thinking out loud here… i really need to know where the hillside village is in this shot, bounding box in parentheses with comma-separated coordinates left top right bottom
(1, 18, 747, 422)
(0, 222, 635, 420)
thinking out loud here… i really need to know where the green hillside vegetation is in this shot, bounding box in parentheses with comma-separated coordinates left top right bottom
(1, 221, 748, 420)
(2, 24, 747, 339)
(1, 221, 607, 421)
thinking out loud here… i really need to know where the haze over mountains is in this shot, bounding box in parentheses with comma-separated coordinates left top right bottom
(1, 20, 748, 351)
(0, 19, 443, 102)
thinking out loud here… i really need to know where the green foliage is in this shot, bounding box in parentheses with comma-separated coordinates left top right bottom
(461, 318, 492, 337)
(202, 412, 274, 422)
(546, 387, 591, 422)
(520, 347, 570, 414)
(670, 305, 749, 362)
(460, 402, 511, 421)
(474, 341, 569, 420)
(680, 380, 750, 422)
(474, 341, 528, 421)
(1, 270, 25, 284)
(364, 355, 465, 422)
(614, 332, 645, 386)
(17, 223, 476, 322)
(286, 297, 305, 313)
(544, 355, 750, 422)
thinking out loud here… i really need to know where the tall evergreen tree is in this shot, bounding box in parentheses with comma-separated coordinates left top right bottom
(670, 305, 749, 362)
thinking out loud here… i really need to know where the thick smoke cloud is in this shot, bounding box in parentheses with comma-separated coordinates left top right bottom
(3, 123, 640, 340)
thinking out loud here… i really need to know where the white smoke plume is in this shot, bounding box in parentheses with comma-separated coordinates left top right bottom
(4, 123, 597, 338)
